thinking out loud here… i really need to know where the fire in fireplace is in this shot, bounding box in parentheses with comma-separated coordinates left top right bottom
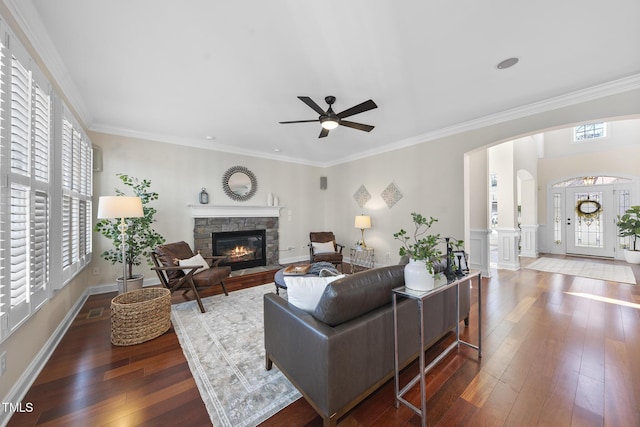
(212, 230, 267, 270)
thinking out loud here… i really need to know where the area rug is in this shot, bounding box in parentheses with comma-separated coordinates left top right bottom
(525, 257, 636, 284)
(171, 284, 301, 427)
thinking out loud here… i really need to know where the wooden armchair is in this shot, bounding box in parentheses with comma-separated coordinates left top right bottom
(309, 231, 344, 272)
(151, 241, 231, 313)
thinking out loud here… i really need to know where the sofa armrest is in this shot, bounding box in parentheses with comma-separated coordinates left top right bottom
(264, 293, 398, 420)
(264, 294, 335, 412)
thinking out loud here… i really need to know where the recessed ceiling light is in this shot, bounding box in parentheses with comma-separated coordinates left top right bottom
(496, 57, 519, 70)
(205, 135, 215, 140)
(274, 148, 281, 152)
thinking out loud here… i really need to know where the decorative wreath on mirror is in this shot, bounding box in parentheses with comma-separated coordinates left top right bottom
(575, 199, 602, 220)
(222, 165, 258, 202)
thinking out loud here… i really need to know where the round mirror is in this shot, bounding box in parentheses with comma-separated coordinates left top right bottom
(222, 166, 257, 201)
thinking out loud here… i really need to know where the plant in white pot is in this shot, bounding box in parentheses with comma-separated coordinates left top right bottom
(616, 205, 640, 264)
(393, 212, 463, 291)
(95, 174, 165, 290)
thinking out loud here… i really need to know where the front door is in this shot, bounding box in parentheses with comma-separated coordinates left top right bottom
(565, 186, 615, 257)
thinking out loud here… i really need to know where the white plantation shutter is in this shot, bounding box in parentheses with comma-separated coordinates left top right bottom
(60, 113, 92, 282)
(10, 184, 28, 314)
(31, 191, 48, 307)
(0, 27, 7, 333)
(30, 79, 49, 309)
(71, 198, 79, 262)
(61, 119, 72, 190)
(32, 83, 49, 183)
(72, 128, 81, 191)
(0, 20, 92, 343)
(10, 57, 29, 176)
(7, 51, 32, 329)
(61, 195, 71, 269)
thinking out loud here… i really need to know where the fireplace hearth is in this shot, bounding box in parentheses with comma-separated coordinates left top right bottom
(213, 230, 267, 270)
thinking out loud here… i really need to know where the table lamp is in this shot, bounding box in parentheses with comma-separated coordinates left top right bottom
(354, 215, 371, 248)
(97, 196, 144, 293)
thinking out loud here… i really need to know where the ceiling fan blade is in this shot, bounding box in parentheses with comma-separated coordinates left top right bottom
(298, 96, 327, 116)
(336, 99, 377, 119)
(339, 120, 375, 132)
(319, 128, 330, 138)
(279, 119, 319, 124)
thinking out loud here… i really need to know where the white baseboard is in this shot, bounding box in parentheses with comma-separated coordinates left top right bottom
(0, 290, 89, 427)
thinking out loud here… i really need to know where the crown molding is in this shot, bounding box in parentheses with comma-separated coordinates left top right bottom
(3, 0, 93, 127)
(325, 73, 640, 167)
(94, 72, 640, 168)
(89, 123, 327, 168)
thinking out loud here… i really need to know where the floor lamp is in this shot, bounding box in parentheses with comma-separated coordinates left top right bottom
(97, 196, 144, 293)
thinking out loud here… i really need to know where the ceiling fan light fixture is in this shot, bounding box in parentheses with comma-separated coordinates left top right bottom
(320, 117, 339, 130)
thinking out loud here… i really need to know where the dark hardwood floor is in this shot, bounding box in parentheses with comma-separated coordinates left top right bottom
(7, 258, 640, 426)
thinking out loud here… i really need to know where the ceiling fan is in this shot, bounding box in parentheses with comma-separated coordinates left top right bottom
(279, 96, 377, 138)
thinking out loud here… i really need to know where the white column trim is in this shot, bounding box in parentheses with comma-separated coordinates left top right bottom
(469, 228, 491, 277)
(495, 227, 520, 270)
(519, 224, 539, 258)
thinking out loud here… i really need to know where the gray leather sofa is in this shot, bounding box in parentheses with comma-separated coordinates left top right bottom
(263, 264, 470, 427)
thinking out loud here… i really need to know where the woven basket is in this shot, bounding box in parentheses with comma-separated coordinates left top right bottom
(111, 287, 172, 346)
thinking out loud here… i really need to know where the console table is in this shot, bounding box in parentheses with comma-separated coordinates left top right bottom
(392, 270, 482, 427)
(349, 247, 374, 273)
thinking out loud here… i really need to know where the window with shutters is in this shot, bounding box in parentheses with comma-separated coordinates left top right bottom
(60, 115, 92, 284)
(0, 22, 92, 342)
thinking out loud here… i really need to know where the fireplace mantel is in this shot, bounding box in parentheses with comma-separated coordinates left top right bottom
(188, 204, 282, 218)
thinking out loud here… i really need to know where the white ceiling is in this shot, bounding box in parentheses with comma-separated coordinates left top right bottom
(8, 0, 640, 166)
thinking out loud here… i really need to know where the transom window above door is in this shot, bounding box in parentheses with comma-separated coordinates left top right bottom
(552, 176, 631, 187)
(573, 122, 606, 141)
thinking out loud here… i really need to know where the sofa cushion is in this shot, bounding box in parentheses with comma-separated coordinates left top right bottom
(312, 265, 405, 326)
(285, 274, 346, 312)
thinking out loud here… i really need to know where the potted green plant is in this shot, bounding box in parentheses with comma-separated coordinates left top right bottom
(616, 205, 640, 264)
(95, 174, 166, 288)
(393, 212, 463, 291)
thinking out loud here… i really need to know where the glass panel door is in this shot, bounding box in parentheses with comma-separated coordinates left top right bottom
(566, 186, 615, 257)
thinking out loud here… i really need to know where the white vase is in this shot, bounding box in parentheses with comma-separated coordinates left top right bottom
(404, 259, 435, 291)
(273, 196, 279, 206)
(623, 249, 640, 264)
(267, 192, 274, 206)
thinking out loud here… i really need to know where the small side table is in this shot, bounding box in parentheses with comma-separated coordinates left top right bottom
(392, 271, 482, 427)
(350, 247, 374, 273)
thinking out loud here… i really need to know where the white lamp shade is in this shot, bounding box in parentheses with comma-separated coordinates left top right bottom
(97, 196, 144, 219)
(354, 215, 371, 229)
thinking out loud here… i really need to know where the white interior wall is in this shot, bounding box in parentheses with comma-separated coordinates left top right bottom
(325, 140, 467, 267)
(89, 132, 325, 286)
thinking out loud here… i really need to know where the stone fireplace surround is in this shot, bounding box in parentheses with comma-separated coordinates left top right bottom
(190, 205, 280, 267)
